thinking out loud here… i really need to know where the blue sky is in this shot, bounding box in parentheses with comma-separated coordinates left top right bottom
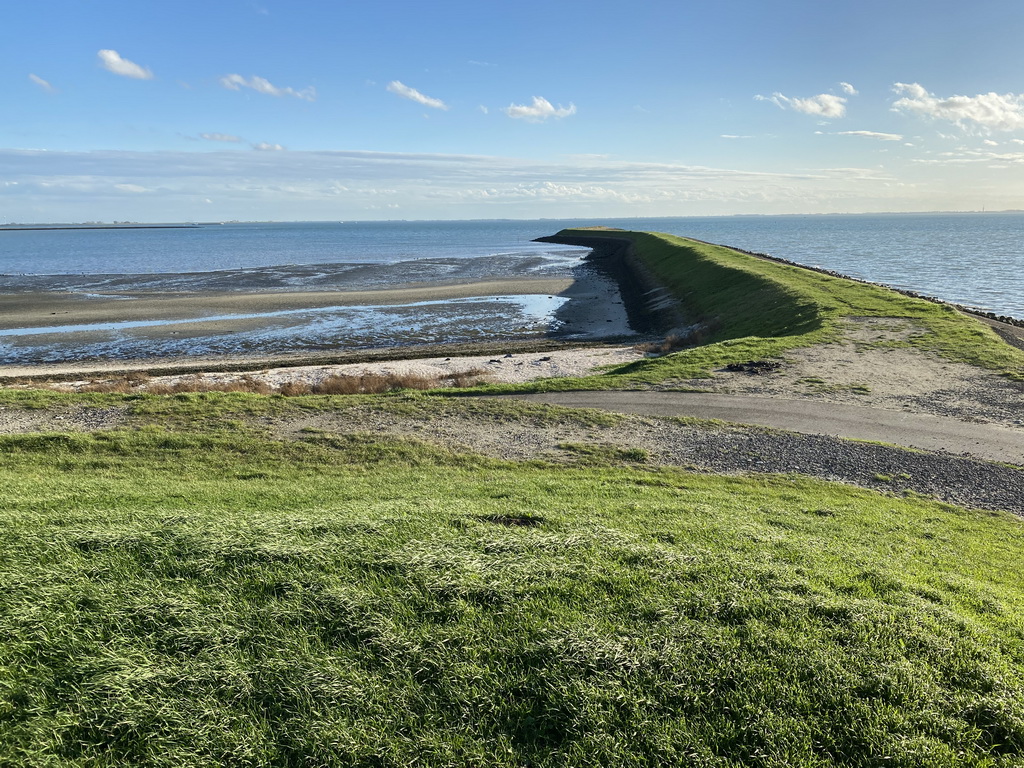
(5, 0, 1024, 222)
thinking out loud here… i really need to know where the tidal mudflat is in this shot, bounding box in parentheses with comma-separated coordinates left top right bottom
(0, 267, 634, 372)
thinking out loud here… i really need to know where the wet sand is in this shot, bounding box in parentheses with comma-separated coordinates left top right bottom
(1, 277, 576, 330)
(0, 271, 639, 377)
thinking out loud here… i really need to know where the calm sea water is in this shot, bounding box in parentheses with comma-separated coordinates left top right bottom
(2, 214, 1022, 318)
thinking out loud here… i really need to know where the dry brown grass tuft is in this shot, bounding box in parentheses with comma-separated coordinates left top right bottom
(449, 368, 490, 388)
(633, 319, 723, 357)
(309, 368, 490, 394)
(70, 367, 492, 396)
(74, 370, 148, 393)
(634, 334, 686, 357)
(145, 375, 275, 395)
(310, 374, 386, 395)
(277, 381, 313, 397)
(77, 379, 137, 394)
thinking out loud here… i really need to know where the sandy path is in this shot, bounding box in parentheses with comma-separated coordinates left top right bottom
(499, 392, 1024, 464)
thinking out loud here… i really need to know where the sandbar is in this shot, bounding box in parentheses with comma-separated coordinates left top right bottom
(1, 276, 577, 330)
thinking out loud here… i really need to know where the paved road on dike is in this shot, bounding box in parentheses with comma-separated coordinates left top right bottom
(500, 392, 1024, 465)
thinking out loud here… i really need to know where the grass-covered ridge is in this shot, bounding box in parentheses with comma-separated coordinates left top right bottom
(1, 427, 1023, 766)
(503, 230, 1024, 390)
(1, 230, 1023, 766)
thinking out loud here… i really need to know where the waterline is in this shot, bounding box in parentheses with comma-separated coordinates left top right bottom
(0, 294, 569, 338)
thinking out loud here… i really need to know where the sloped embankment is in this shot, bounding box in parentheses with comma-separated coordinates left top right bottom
(530, 229, 1024, 388)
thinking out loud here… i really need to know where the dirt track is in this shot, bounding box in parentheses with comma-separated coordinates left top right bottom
(497, 391, 1024, 464)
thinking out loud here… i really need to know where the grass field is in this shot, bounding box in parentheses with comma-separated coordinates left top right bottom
(1, 232, 1023, 766)
(1, 419, 1023, 767)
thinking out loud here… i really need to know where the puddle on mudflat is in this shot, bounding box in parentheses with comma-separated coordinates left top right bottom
(0, 294, 603, 365)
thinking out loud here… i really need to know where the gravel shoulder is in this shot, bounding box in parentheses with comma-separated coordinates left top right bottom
(506, 392, 1024, 464)
(261, 403, 1024, 516)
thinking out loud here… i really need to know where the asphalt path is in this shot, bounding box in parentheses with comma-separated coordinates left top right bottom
(501, 391, 1024, 465)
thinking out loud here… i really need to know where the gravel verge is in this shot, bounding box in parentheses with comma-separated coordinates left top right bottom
(1, 395, 1019, 516)
(265, 405, 1024, 517)
(0, 406, 130, 433)
(643, 421, 1024, 515)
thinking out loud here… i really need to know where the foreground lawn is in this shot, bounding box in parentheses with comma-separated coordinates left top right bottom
(1, 427, 1022, 766)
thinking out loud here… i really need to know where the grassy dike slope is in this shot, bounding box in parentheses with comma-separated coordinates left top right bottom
(0, 423, 1023, 767)
(1, 231, 1024, 765)
(509, 230, 1024, 391)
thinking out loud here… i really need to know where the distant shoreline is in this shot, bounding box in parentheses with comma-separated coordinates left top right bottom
(4, 211, 1024, 228)
(0, 225, 202, 231)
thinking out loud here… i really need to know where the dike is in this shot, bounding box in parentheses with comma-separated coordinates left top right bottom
(534, 232, 687, 335)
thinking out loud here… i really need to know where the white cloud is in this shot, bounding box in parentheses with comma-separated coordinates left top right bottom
(840, 82, 858, 95)
(253, 142, 286, 151)
(892, 82, 1024, 132)
(756, 92, 847, 118)
(454, 181, 652, 204)
(1012, 139, 1024, 145)
(220, 74, 316, 101)
(97, 50, 154, 80)
(983, 139, 999, 146)
(789, 94, 847, 118)
(721, 134, 754, 139)
(479, 105, 489, 115)
(836, 130, 903, 141)
(0, 147, 962, 222)
(114, 183, 148, 193)
(914, 148, 1024, 165)
(28, 74, 55, 92)
(386, 81, 448, 110)
(504, 96, 577, 122)
(200, 133, 243, 143)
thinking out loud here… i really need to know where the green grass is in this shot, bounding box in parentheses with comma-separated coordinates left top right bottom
(556, 441, 650, 464)
(1, 427, 1023, 766)
(1, 228, 1023, 764)
(476, 230, 1024, 391)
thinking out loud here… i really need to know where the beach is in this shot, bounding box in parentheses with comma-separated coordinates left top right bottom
(0, 267, 640, 377)
(0, 277, 576, 329)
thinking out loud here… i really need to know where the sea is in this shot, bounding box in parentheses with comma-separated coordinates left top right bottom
(1, 214, 1022, 364)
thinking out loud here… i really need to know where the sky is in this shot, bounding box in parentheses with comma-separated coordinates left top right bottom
(4, 0, 1024, 222)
